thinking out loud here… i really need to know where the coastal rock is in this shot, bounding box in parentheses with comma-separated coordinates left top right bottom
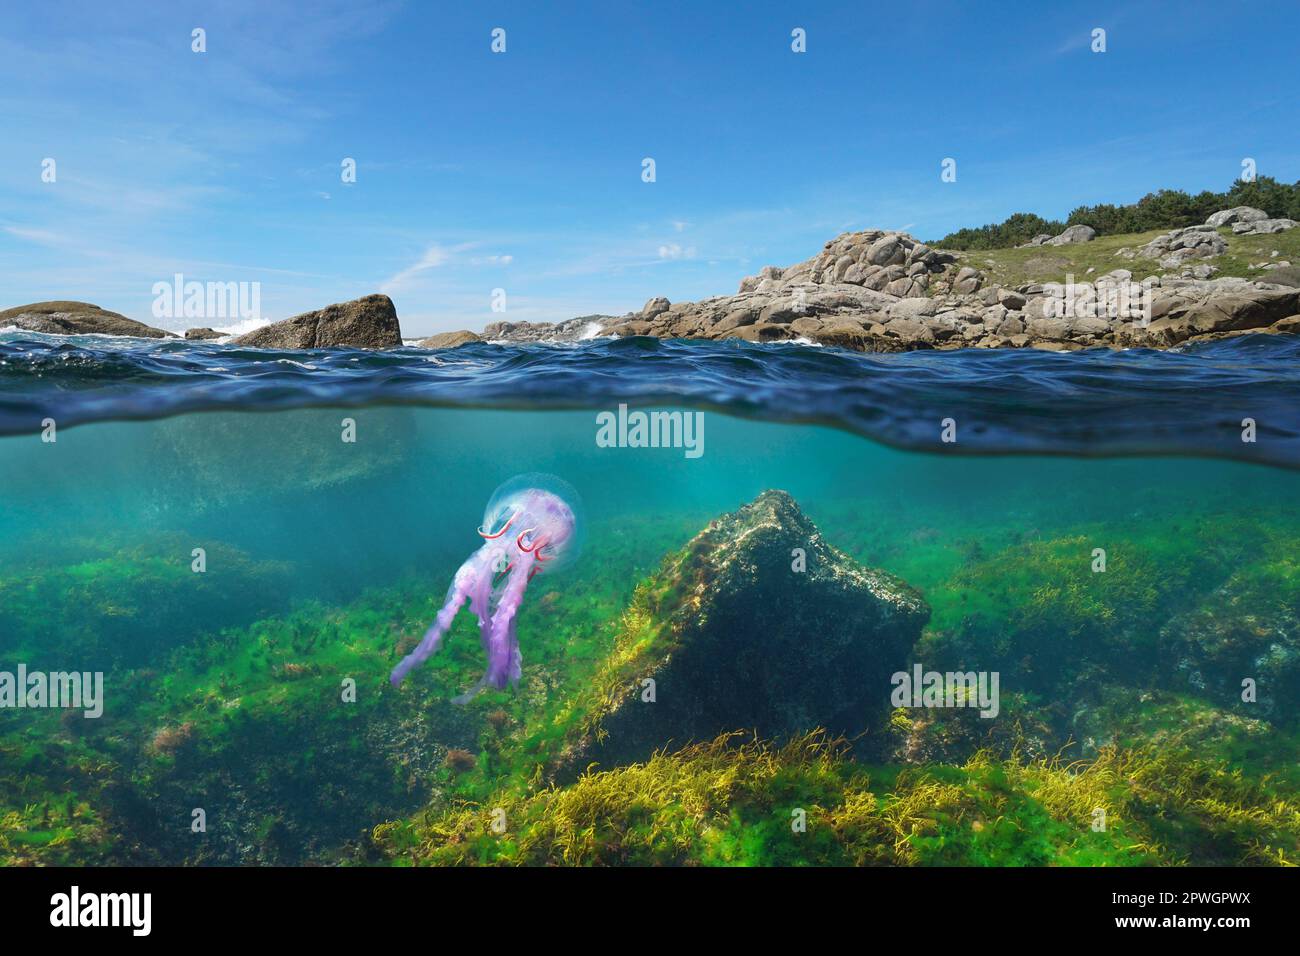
(417, 330, 481, 349)
(482, 315, 613, 343)
(641, 296, 671, 319)
(720, 322, 795, 342)
(951, 265, 983, 294)
(184, 327, 223, 340)
(1205, 206, 1269, 228)
(233, 294, 402, 349)
(1127, 225, 1227, 264)
(0, 301, 175, 339)
(595, 230, 962, 343)
(1232, 218, 1298, 236)
(1044, 224, 1097, 246)
(1128, 287, 1300, 346)
(555, 490, 930, 775)
(476, 224, 1298, 353)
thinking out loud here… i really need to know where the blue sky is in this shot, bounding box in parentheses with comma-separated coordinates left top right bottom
(1, 1, 1297, 337)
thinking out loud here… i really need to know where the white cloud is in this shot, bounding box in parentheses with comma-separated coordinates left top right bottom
(657, 243, 696, 260)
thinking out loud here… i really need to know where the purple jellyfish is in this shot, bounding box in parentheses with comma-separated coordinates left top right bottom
(390, 474, 582, 703)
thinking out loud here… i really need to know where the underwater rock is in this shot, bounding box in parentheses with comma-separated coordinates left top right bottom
(557, 489, 929, 776)
(233, 294, 402, 349)
(0, 300, 176, 338)
(143, 407, 415, 511)
(1160, 570, 1300, 720)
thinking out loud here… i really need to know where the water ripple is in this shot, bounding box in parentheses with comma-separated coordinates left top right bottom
(2, 331, 1299, 468)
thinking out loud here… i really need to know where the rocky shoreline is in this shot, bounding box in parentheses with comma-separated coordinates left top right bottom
(5, 206, 1297, 353)
(474, 206, 1300, 352)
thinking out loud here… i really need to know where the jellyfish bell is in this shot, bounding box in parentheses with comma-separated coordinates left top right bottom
(390, 473, 584, 703)
(478, 472, 585, 575)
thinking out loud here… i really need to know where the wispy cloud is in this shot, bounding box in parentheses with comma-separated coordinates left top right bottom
(380, 245, 453, 292)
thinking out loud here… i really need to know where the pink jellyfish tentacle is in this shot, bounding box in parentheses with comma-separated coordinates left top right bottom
(390, 550, 491, 686)
(391, 481, 579, 701)
(482, 548, 537, 689)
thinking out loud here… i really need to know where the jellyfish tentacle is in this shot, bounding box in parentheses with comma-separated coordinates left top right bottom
(483, 551, 535, 688)
(478, 510, 520, 539)
(390, 552, 489, 686)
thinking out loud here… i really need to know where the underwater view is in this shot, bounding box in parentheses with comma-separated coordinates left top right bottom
(2, 333, 1298, 869)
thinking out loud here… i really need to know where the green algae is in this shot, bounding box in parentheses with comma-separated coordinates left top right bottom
(2, 446, 1298, 867)
(372, 729, 1300, 867)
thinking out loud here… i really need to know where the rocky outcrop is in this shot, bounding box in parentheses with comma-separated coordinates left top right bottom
(481, 315, 612, 343)
(0, 301, 175, 338)
(1125, 284, 1300, 347)
(1044, 224, 1096, 245)
(554, 490, 930, 777)
(233, 294, 401, 349)
(184, 327, 223, 340)
(417, 330, 481, 348)
(1206, 206, 1269, 228)
(597, 230, 972, 345)
(1020, 224, 1097, 247)
(476, 223, 1300, 352)
(1232, 217, 1298, 236)
(1124, 225, 1228, 268)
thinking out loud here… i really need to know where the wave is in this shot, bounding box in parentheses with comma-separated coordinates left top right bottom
(1, 330, 1299, 467)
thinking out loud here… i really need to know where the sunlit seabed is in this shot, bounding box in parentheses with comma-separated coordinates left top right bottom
(1, 405, 1298, 865)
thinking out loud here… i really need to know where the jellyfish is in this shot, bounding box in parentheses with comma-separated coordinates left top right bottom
(390, 474, 583, 703)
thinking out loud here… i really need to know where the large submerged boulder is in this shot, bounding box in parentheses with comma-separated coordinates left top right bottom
(0, 301, 175, 338)
(1160, 565, 1300, 720)
(234, 294, 401, 349)
(555, 490, 930, 777)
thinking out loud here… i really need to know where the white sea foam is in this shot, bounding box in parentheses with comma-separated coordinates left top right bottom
(213, 316, 272, 337)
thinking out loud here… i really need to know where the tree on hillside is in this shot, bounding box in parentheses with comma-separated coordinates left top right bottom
(1225, 176, 1295, 219)
(930, 178, 1300, 248)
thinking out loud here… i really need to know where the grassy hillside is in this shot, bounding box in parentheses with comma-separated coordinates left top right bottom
(951, 225, 1300, 290)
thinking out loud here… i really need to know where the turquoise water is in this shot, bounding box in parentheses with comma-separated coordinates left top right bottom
(2, 404, 1295, 679)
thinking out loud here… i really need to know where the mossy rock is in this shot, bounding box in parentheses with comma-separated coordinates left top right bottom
(552, 490, 930, 777)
